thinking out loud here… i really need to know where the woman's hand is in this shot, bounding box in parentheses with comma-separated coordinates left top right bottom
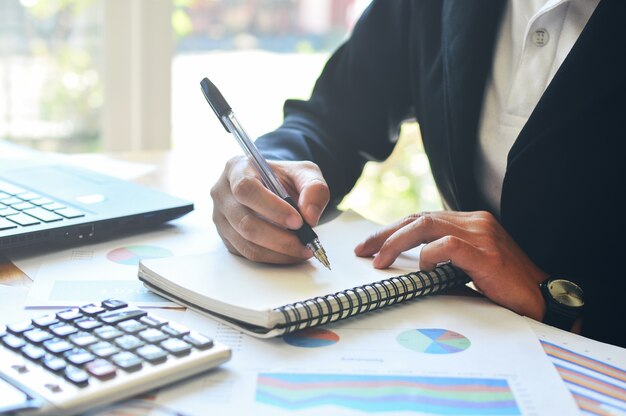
(211, 156, 330, 264)
(354, 211, 548, 320)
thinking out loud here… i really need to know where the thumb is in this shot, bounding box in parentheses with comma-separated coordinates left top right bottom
(290, 163, 330, 227)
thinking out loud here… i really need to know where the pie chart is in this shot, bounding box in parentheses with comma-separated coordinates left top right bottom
(397, 328, 470, 354)
(106, 245, 173, 266)
(283, 328, 340, 348)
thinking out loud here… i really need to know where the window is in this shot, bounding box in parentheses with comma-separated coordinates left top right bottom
(171, 0, 441, 221)
(0, 0, 103, 152)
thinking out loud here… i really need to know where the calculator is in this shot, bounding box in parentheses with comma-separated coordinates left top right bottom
(0, 299, 231, 415)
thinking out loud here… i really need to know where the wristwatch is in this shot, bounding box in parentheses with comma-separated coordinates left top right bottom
(539, 277, 584, 330)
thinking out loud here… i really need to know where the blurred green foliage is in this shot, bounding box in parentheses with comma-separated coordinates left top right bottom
(13, 0, 102, 152)
(339, 122, 443, 225)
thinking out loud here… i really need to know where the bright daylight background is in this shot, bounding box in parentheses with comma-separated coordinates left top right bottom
(0, 0, 442, 224)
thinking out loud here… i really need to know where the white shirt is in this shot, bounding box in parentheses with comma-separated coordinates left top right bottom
(475, 0, 599, 216)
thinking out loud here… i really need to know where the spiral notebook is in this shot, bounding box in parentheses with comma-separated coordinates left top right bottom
(138, 211, 469, 337)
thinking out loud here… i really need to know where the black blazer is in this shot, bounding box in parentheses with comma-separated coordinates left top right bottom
(256, 0, 625, 347)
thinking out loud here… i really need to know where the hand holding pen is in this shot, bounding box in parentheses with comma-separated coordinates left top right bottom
(201, 77, 331, 269)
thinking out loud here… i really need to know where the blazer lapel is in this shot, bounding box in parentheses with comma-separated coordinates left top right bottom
(440, 0, 506, 210)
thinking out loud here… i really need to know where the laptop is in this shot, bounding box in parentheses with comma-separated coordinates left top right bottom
(0, 156, 193, 251)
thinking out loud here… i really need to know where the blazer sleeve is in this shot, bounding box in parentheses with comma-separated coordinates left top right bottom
(255, 0, 414, 207)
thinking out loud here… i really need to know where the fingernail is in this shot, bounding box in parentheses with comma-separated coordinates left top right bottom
(302, 247, 313, 258)
(286, 214, 302, 229)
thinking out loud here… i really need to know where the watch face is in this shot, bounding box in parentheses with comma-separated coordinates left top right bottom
(547, 279, 584, 308)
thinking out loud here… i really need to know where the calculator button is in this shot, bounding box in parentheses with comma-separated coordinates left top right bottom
(161, 322, 190, 338)
(23, 328, 54, 344)
(33, 314, 60, 328)
(50, 323, 78, 337)
(111, 351, 143, 372)
(85, 359, 117, 380)
(90, 342, 120, 358)
(57, 308, 84, 322)
(101, 299, 128, 310)
(140, 315, 168, 328)
(79, 303, 106, 316)
(114, 335, 145, 351)
(7, 320, 33, 334)
(94, 325, 124, 341)
(117, 319, 147, 334)
(183, 332, 214, 350)
(138, 328, 168, 344)
(44, 339, 74, 355)
(100, 309, 147, 325)
(160, 339, 191, 357)
(64, 366, 90, 387)
(64, 348, 95, 366)
(43, 355, 68, 373)
(75, 317, 103, 331)
(69, 332, 99, 347)
(21, 344, 47, 361)
(3, 334, 26, 350)
(136, 345, 168, 364)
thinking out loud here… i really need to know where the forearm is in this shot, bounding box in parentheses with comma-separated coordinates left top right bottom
(256, 0, 415, 206)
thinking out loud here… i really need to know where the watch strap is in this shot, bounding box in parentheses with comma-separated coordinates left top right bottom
(540, 278, 582, 331)
(542, 300, 577, 330)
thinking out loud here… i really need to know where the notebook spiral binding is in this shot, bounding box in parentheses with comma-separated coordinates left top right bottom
(276, 263, 469, 334)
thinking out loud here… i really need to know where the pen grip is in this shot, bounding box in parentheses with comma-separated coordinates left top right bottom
(283, 196, 318, 245)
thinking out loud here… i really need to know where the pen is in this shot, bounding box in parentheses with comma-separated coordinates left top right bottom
(200, 77, 331, 270)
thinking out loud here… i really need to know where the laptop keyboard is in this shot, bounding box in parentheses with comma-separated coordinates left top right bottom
(0, 180, 85, 231)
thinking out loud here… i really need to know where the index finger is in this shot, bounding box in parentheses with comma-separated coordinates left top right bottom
(228, 162, 303, 230)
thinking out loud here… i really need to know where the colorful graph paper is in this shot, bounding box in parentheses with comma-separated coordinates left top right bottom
(541, 341, 626, 416)
(256, 373, 521, 415)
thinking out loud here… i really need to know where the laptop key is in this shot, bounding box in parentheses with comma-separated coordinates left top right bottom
(0, 181, 26, 195)
(11, 202, 35, 211)
(30, 197, 53, 206)
(5, 213, 40, 226)
(0, 218, 17, 230)
(23, 207, 63, 222)
(2, 197, 23, 206)
(18, 192, 41, 201)
(0, 207, 19, 217)
(42, 202, 66, 211)
(55, 207, 85, 219)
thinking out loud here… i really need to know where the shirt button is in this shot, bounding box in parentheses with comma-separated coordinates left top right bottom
(532, 29, 549, 47)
